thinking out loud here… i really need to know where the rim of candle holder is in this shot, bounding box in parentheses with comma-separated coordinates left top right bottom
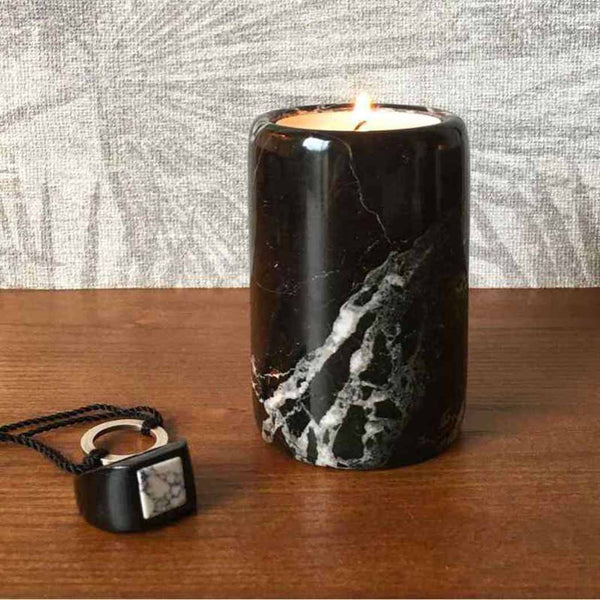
(252, 103, 463, 138)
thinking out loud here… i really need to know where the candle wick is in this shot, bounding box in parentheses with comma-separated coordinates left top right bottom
(353, 120, 367, 131)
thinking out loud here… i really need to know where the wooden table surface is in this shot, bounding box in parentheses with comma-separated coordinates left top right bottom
(0, 288, 598, 598)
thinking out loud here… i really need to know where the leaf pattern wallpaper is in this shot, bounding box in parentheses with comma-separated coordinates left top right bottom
(0, 0, 598, 288)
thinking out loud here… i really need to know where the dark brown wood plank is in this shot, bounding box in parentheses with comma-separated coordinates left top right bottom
(0, 288, 598, 598)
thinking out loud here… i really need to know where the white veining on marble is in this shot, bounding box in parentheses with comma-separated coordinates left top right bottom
(252, 222, 448, 469)
(330, 134, 393, 245)
(137, 456, 187, 519)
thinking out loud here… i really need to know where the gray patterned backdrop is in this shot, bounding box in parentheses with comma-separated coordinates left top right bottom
(0, 0, 598, 289)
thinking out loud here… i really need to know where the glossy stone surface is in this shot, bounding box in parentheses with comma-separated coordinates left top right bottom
(249, 104, 469, 469)
(137, 456, 187, 519)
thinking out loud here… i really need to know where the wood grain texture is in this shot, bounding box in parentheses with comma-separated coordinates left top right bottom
(0, 288, 598, 598)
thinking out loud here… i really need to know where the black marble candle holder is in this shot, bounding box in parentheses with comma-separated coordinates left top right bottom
(249, 104, 469, 470)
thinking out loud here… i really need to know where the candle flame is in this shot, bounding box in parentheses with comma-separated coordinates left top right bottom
(352, 92, 372, 130)
(354, 92, 372, 113)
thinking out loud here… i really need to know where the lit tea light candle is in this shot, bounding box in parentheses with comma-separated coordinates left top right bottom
(276, 92, 441, 132)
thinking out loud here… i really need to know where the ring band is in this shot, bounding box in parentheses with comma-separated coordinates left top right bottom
(80, 418, 169, 466)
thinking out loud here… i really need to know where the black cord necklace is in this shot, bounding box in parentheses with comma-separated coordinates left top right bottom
(0, 404, 196, 532)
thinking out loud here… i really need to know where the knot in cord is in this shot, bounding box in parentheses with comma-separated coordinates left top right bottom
(141, 415, 162, 436)
(82, 448, 109, 470)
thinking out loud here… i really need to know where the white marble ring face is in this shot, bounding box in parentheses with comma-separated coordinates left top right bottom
(136, 456, 187, 519)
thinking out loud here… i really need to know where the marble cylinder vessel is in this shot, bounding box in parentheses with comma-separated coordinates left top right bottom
(249, 104, 469, 470)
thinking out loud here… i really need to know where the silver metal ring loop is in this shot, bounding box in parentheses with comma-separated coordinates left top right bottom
(80, 418, 169, 466)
